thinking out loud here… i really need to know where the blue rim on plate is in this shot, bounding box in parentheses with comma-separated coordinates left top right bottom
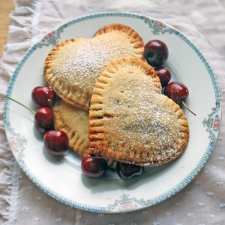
(3, 11, 221, 213)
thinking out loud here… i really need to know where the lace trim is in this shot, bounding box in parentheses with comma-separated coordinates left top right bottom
(0, 0, 41, 224)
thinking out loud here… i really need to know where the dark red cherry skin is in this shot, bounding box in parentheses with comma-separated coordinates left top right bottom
(164, 82, 189, 104)
(35, 107, 54, 133)
(32, 86, 56, 107)
(81, 156, 107, 178)
(156, 67, 171, 87)
(116, 163, 144, 180)
(44, 130, 69, 155)
(144, 40, 168, 67)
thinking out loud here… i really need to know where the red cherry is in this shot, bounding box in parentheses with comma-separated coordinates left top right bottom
(164, 82, 189, 104)
(156, 67, 171, 87)
(116, 163, 144, 180)
(35, 107, 54, 133)
(144, 40, 168, 67)
(44, 130, 68, 155)
(32, 86, 56, 107)
(81, 156, 107, 178)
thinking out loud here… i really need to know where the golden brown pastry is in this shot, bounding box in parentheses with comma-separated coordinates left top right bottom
(53, 101, 88, 155)
(89, 57, 189, 166)
(45, 24, 144, 110)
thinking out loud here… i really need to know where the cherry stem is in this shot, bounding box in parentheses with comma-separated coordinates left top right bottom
(182, 102, 197, 116)
(0, 93, 35, 114)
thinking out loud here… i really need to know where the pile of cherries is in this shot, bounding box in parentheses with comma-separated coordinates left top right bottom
(144, 40, 189, 103)
(31, 39, 191, 181)
(32, 86, 69, 156)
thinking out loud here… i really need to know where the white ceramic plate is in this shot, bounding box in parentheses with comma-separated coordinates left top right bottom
(3, 12, 221, 213)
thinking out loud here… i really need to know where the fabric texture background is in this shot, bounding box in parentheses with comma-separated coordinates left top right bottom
(0, 0, 225, 224)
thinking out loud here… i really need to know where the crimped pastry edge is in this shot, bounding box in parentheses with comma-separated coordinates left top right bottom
(95, 23, 144, 59)
(45, 39, 90, 111)
(53, 102, 88, 156)
(45, 23, 145, 110)
(89, 57, 189, 166)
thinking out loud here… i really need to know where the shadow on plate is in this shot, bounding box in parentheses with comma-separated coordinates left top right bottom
(33, 124, 43, 141)
(42, 145, 64, 165)
(81, 161, 175, 193)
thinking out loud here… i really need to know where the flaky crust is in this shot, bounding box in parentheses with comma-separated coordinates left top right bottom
(95, 23, 144, 57)
(89, 57, 189, 166)
(45, 39, 90, 111)
(53, 101, 88, 156)
(45, 24, 144, 110)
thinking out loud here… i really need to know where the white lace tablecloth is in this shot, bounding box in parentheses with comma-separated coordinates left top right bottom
(0, 0, 225, 224)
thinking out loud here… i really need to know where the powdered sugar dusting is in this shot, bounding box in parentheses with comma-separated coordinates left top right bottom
(103, 64, 182, 161)
(52, 32, 137, 92)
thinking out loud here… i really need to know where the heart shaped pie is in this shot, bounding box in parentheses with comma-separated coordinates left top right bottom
(89, 57, 189, 166)
(53, 101, 88, 155)
(45, 24, 144, 110)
